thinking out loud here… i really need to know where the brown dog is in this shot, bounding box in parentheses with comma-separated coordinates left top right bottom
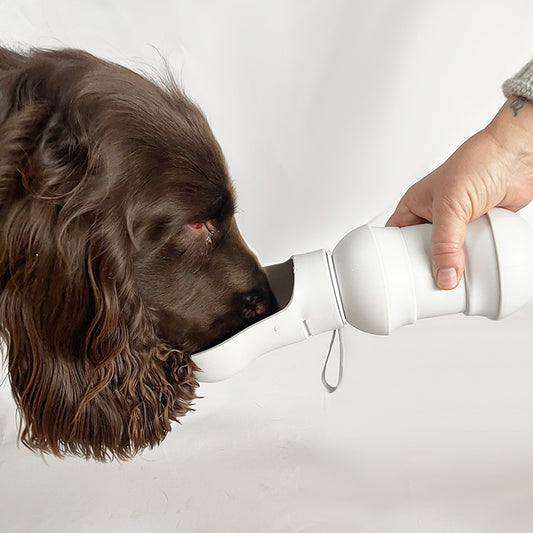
(0, 47, 276, 460)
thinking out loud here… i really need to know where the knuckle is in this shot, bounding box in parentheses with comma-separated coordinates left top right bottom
(430, 240, 462, 258)
(437, 194, 469, 220)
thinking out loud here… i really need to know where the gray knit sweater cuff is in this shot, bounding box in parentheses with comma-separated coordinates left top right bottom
(502, 60, 533, 101)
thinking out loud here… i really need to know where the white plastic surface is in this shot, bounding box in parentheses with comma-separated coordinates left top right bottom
(462, 214, 500, 317)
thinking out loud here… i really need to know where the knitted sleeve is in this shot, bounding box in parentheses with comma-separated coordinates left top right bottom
(502, 60, 533, 101)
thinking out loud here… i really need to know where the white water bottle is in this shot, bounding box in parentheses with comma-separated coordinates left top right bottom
(192, 208, 533, 382)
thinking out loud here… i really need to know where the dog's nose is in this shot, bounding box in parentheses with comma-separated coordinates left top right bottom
(240, 290, 275, 321)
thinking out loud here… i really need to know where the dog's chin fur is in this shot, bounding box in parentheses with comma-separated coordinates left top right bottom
(0, 47, 276, 461)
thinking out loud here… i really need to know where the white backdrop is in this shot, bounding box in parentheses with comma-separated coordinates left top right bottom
(2, 1, 533, 532)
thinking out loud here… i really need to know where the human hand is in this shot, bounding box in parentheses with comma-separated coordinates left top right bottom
(387, 97, 533, 289)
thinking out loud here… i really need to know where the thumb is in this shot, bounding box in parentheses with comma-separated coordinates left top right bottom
(430, 208, 467, 290)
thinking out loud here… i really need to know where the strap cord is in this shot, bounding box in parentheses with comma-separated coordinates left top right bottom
(321, 328, 344, 393)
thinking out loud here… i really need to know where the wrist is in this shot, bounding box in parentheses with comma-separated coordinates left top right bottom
(484, 98, 533, 208)
(485, 98, 533, 156)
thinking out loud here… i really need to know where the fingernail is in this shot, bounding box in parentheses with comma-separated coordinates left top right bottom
(437, 268, 458, 290)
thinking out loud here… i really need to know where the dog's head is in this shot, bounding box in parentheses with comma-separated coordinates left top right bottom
(0, 48, 276, 460)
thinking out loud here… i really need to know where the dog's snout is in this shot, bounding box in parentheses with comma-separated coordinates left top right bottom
(241, 291, 268, 320)
(240, 289, 276, 321)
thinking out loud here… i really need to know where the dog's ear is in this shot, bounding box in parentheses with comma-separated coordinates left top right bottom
(0, 125, 199, 460)
(63, 216, 199, 460)
(2, 213, 199, 460)
(0, 53, 198, 460)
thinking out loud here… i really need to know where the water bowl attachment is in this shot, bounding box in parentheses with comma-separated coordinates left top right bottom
(192, 250, 345, 383)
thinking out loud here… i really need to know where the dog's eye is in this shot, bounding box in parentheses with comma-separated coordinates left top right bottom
(188, 222, 216, 246)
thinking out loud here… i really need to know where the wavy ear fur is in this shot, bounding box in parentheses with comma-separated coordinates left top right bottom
(0, 49, 198, 461)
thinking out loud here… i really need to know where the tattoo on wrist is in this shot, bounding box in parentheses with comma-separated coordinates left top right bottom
(510, 97, 526, 117)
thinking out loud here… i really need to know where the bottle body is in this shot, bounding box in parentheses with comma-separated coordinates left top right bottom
(332, 208, 533, 334)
